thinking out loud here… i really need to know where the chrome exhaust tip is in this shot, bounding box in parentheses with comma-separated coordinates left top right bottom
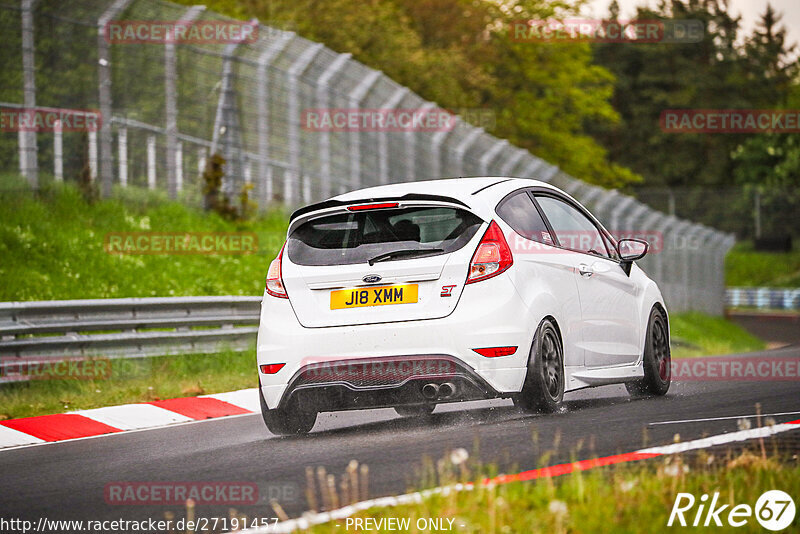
(421, 383, 439, 400)
(439, 382, 456, 399)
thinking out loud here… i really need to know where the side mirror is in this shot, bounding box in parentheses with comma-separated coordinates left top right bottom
(617, 238, 648, 276)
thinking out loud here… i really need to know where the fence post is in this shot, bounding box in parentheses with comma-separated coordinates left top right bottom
(285, 43, 324, 203)
(375, 88, 408, 184)
(479, 139, 508, 175)
(147, 135, 156, 189)
(520, 156, 545, 179)
(19, 0, 38, 188)
(53, 121, 63, 182)
(314, 51, 352, 196)
(164, 6, 205, 199)
(117, 126, 127, 186)
(429, 119, 455, 179)
(540, 164, 560, 183)
(197, 147, 207, 179)
(211, 24, 256, 204)
(97, 0, 134, 197)
(406, 101, 434, 182)
(453, 127, 483, 176)
(347, 70, 381, 192)
(88, 130, 98, 181)
(257, 31, 294, 206)
(499, 148, 526, 176)
(175, 142, 183, 193)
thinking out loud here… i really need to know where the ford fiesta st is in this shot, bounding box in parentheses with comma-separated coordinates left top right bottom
(256, 177, 670, 435)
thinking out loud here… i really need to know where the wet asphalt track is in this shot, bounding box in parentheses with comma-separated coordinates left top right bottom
(1, 345, 798, 531)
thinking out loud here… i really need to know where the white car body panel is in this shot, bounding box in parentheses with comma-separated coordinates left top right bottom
(257, 177, 667, 411)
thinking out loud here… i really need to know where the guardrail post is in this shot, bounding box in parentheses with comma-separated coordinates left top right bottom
(19, 0, 38, 188)
(347, 70, 381, 192)
(315, 51, 353, 196)
(97, 0, 134, 198)
(164, 6, 205, 199)
(286, 42, 324, 203)
(257, 31, 294, 205)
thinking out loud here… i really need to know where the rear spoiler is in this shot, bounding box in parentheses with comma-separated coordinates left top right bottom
(290, 194, 470, 221)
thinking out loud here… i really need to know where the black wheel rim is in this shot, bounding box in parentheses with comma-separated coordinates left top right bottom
(541, 329, 562, 399)
(652, 317, 670, 381)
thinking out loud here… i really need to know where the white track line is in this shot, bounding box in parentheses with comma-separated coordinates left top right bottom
(245, 419, 800, 534)
(649, 411, 800, 426)
(70, 404, 194, 430)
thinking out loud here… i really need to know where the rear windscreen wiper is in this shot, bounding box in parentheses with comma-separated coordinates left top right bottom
(368, 248, 444, 266)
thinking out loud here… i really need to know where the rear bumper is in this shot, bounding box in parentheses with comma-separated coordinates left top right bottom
(256, 274, 535, 410)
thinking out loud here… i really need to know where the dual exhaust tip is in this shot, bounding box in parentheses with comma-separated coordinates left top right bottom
(421, 382, 456, 401)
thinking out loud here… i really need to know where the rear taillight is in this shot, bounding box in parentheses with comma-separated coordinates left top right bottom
(466, 220, 513, 284)
(266, 242, 288, 299)
(260, 363, 285, 374)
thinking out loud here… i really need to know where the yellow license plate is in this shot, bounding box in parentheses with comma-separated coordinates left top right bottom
(330, 284, 418, 310)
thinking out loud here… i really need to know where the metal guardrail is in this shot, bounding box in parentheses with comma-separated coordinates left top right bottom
(726, 288, 800, 311)
(0, 297, 262, 366)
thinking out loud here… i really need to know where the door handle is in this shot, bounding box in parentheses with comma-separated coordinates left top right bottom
(578, 264, 593, 277)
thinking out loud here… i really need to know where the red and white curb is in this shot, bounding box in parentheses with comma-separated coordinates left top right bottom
(247, 418, 800, 533)
(0, 388, 260, 450)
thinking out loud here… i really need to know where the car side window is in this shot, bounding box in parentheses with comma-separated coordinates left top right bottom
(534, 195, 611, 258)
(496, 191, 553, 244)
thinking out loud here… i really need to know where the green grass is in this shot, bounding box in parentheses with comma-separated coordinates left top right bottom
(303, 449, 800, 533)
(726, 242, 800, 288)
(0, 348, 254, 420)
(0, 174, 289, 301)
(669, 312, 766, 358)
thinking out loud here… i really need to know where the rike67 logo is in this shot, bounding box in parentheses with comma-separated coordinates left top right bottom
(669, 490, 796, 531)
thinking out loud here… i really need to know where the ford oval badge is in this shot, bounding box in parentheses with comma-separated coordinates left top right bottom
(363, 274, 382, 284)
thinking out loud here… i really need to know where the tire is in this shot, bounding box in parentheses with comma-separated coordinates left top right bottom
(394, 404, 435, 417)
(517, 318, 564, 413)
(626, 307, 671, 397)
(259, 386, 317, 435)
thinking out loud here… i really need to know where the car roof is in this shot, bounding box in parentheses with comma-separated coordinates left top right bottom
(331, 176, 557, 208)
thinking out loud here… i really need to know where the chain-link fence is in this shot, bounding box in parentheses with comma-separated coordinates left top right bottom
(0, 0, 735, 315)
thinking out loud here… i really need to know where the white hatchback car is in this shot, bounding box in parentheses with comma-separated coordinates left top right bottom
(257, 177, 670, 434)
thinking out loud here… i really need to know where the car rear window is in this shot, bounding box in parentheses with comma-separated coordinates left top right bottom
(287, 206, 483, 266)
